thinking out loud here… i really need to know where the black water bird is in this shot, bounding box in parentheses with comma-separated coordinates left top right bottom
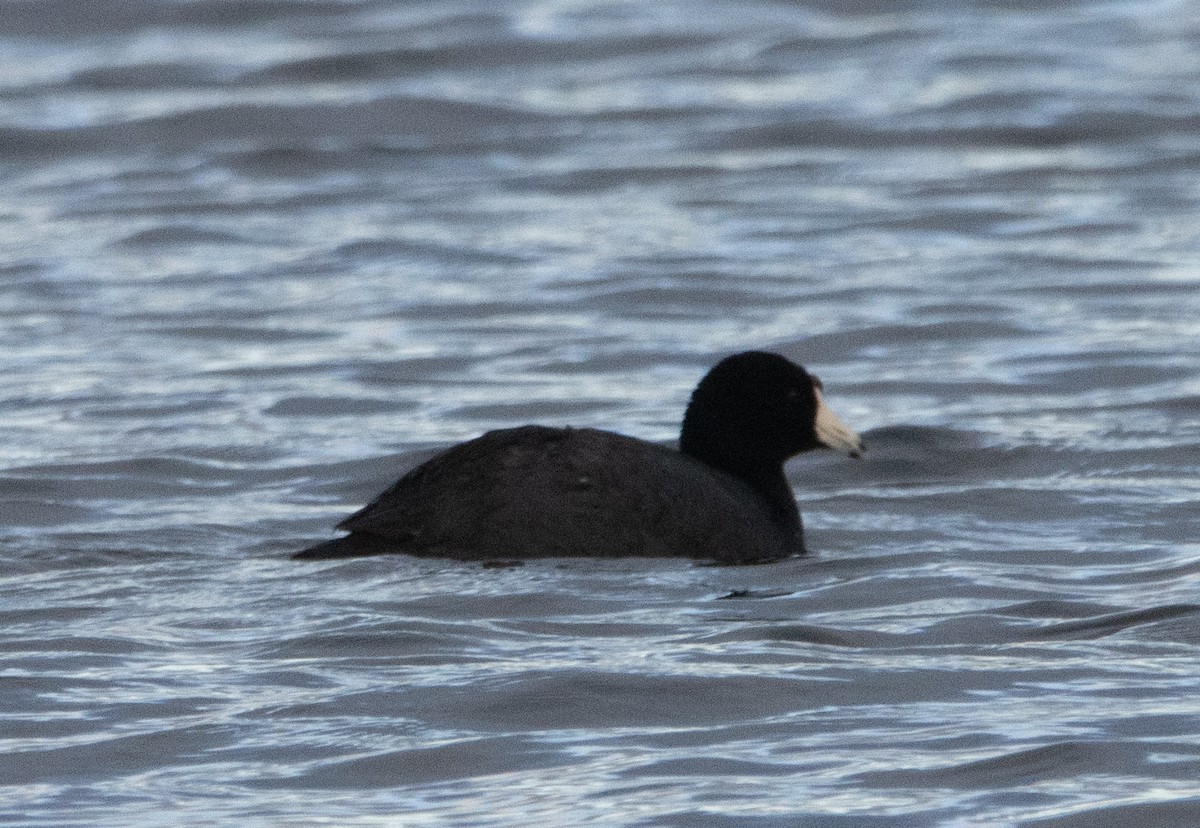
(293, 351, 864, 563)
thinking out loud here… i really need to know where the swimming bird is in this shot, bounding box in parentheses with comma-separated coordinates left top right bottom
(293, 351, 864, 563)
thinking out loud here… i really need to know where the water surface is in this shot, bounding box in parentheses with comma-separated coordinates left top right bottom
(2, 0, 1199, 825)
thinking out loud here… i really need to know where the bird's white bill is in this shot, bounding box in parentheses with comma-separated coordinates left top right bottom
(814, 389, 865, 458)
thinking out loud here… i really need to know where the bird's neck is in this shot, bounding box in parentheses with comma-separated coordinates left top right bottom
(683, 441, 804, 549)
(733, 461, 802, 536)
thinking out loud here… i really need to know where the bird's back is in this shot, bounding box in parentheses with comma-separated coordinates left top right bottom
(300, 425, 799, 562)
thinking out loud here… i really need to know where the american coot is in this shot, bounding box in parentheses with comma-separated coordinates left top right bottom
(293, 351, 864, 563)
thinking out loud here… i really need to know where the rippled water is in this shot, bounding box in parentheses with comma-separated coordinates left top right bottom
(3, 0, 1200, 825)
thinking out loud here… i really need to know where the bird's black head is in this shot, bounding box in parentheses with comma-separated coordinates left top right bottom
(680, 351, 863, 472)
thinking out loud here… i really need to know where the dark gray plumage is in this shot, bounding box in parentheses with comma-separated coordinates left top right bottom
(294, 351, 863, 563)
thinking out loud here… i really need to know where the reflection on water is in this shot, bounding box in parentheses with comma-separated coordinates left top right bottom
(2, 0, 1200, 825)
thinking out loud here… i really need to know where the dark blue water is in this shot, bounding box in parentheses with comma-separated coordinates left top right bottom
(2, 1, 1199, 825)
